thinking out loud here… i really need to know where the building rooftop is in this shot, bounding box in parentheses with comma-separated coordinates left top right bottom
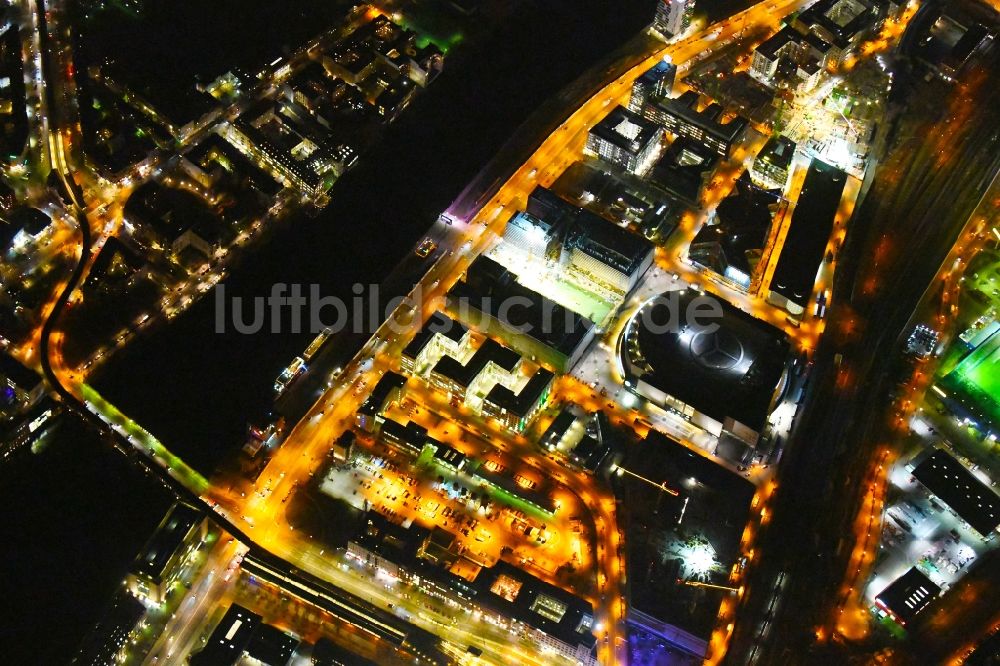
(654, 91, 748, 146)
(357, 371, 407, 417)
(448, 255, 595, 358)
(432, 442, 467, 469)
(0, 352, 42, 393)
(246, 624, 300, 666)
(618, 430, 757, 639)
(474, 560, 596, 650)
(690, 172, 780, 281)
(526, 184, 578, 227)
(191, 603, 261, 666)
(590, 105, 661, 157)
(539, 411, 577, 450)
(402, 311, 467, 360)
(648, 136, 719, 205)
(797, 0, 877, 49)
(310, 638, 377, 666)
(431, 338, 521, 389)
(756, 26, 801, 59)
(874, 567, 941, 626)
(912, 449, 1000, 537)
(379, 418, 430, 456)
(624, 291, 790, 433)
(568, 209, 655, 278)
(483, 368, 554, 419)
(769, 159, 846, 308)
(756, 135, 796, 172)
(130, 502, 202, 584)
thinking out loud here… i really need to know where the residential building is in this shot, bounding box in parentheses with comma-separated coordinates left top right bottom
(653, 0, 696, 37)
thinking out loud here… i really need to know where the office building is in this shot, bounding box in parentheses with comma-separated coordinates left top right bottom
(356, 371, 407, 432)
(653, 0, 696, 37)
(619, 430, 757, 659)
(476, 561, 597, 664)
(501, 210, 561, 260)
(0, 352, 44, 419)
(565, 209, 655, 293)
(400, 311, 471, 376)
(568, 412, 624, 475)
(751, 135, 796, 190)
(767, 158, 846, 315)
(447, 255, 596, 372)
(0, 398, 60, 462)
(643, 91, 748, 157)
(628, 59, 677, 113)
(648, 136, 719, 206)
(689, 171, 781, 289)
(73, 593, 147, 666)
(191, 603, 300, 666)
(429, 338, 521, 403)
(481, 367, 554, 432)
(378, 418, 432, 457)
(874, 567, 941, 627)
(126, 502, 207, 604)
(585, 105, 663, 176)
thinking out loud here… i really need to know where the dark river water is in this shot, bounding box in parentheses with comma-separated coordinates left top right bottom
(95, 0, 755, 476)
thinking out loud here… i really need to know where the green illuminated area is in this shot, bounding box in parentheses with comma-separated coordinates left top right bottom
(395, 10, 464, 53)
(941, 331, 1000, 428)
(81, 384, 210, 494)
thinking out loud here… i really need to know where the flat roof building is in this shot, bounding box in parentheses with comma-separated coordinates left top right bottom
(566, 209, 656, 293)
(429, 337, 521, 401)
(767, 158, 846, 316)
(585, 105, 663, 176)
(874, 567, 941, 627)
(356, 371, 407, 432)
(400, 311, 471, 376)
(190, 604, 261, 666)
(378, 418, 431, 457)
(643, 91, 748, 157)
(447, 255, 596, 373)
(474, 560, 596, 664)
(621, 291, 790, 451)
(482, 367, 554, 433)
(912, 449, 1000, 538)
(648, 136, 719, 206)
(751, 135, 796, 190)
(127, 502, 206, 604)
(628, 59, 677, 114)
(690, 172, 781, 289)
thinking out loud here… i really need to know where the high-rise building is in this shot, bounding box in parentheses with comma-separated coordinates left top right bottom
(653, 0, 695, 37)
(628, 59, 677, 113)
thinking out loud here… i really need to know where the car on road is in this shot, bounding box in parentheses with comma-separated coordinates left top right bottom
(415, 238, 437, 258)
